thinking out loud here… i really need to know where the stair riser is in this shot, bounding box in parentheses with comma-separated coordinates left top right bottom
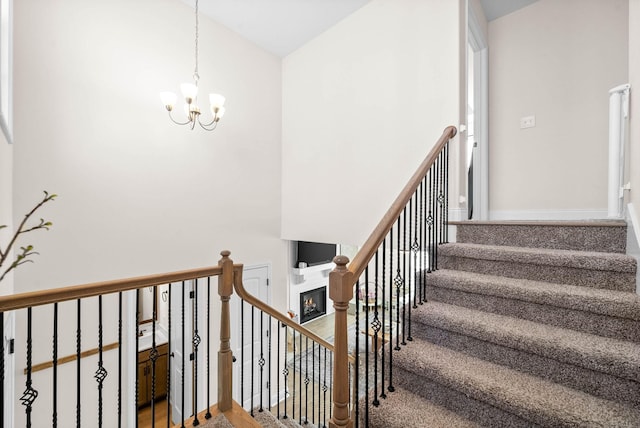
(364, 366, 537, 428)
(425, 286, 640, 343)
(413, 325, 640, 407)
(440, 255, 636, 292)
(455, 224, 627, 253)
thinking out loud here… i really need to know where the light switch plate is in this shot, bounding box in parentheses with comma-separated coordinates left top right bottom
(520, 115, 536, 129)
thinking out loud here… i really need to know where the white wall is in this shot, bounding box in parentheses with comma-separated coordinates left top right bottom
(488, 0, 628, 217)
(0, 132, 11, 295)
(282, 0, 461, 246)
(629, 0, 640, 219)
(11, 0, 285, 426)
(13, 0, 286, 292)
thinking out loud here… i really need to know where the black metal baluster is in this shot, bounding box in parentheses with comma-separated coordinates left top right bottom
(388, 229, 395, 394)
(192, 281, 200, 426)
(292, 324, 296, 421)
(268, 315, 272, 416)
(412, 190, 420, 311)
(394, 217, 402, 351)
(316, 341, 320, 426)
(181, 281, 186, 428)
(251, 306, 255, 416)
(422, 175, 428, 300)
(439, 151, 445, 245)
(407, 197, 414, 343)
(241, 299, 244, 411)
(416, 181, 425, 305)
(304, 336, 310, 424)
(53, 303, 58, 428)
(151, 288, 158, 428)
(95, 295, 108, 428)
(166, 284, 172, 428)
(372, 252, 381, 406)
(427, 166, 436, 272)
(76, 300, 81, 428)
(445, 143, 450, 243)
(135, 292, 140, 428)
(298, 332, 308, 425)
(0, 312, 3, 427)
(402, 208, 408, 346)
(205, 277, 212, 419)
(277, 321, 281, 420)
(380, 238, 386, 400)
(118, 293, 123, 428)
(21, 307, 38, 428)
(329, 352, 333, 420)
(284, 325, 289, 420)
(259, 310, 265, 413)
(434, 154, 441, 268)
(323, 347, 328, 428)
(354, 278, 360, 428)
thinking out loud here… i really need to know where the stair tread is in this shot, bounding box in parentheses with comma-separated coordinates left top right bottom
(449, 220, 627, 227)
(440, 243, 637, 272)
(413, 301, 640, 381)
(393, 336, 640, 427)
(428, 269, 640, 320)
(364, 372, 482, 428)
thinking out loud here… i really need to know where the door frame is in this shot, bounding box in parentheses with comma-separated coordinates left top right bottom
(468, 2, 489, 220)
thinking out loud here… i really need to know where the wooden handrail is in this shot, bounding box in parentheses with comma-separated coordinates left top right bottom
(348, 126, 457, 280)
(232, 264, 355, 364)
(0, 266, 223, 312)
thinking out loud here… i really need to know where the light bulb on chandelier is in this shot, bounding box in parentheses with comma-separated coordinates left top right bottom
(160, 0, 225, 131)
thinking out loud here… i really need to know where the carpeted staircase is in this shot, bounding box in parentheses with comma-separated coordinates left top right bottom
(366, 220, 640, 427)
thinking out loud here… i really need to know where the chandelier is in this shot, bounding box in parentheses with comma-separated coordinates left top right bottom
(160, 0, 226, 131)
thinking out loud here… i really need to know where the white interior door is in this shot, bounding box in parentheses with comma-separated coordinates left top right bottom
(230, 265, 271, 411)
(468, 1, 489, 220)
(170, 280, 194, 424)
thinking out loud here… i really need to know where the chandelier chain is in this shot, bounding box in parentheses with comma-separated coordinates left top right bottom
(194, 0, 200, 83)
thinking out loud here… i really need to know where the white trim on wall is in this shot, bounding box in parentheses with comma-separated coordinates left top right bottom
(489, 209, 609, 221)
(626, 203, 640, 293)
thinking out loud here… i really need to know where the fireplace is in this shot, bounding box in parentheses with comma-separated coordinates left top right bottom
(300, 286, 327, 324)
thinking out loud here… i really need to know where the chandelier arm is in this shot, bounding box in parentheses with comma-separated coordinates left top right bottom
(199, 116, 218, 128)
(198, 119, 219, 132)
(167, 111, 192, 126)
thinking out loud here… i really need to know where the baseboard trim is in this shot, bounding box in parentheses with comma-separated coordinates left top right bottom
(489, 209, 609, 221)
(625, 203, 640, 293)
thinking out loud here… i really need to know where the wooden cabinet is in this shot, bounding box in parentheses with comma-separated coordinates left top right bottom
(137, 343, 169, 407)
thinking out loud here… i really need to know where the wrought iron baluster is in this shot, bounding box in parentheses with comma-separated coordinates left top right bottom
(192, 281, 200, 426)
(428, 168, 434, 272)
(439, 151, 445, 245)
(407, 197, 414, 343)
(278, 324, 288, 419)
(388, 229, 395, 394)
(53, 303, 58, 428)
(304, 336, 310, 424)
(300, 333, 305, 425)
(268, 315, 272, 417)
(402, 208, 407, 346)
(181, 281, 186, 428)
(0, 312, 3, 426)
(394, 217, 402, 351)
(329, 352, 333, 420)
(445, 143, 450, 242)
(380, 238, 387, 400)
(95, 295, 108, 428)
(21, 307, 38, 428)
(251, 306, 255, 415)
(412, 190, 420, 311)
(323, 346, 328, 428)
(166, 284, 172, 428)
(259, 310, 265, 412)
(422, 175, 428, 300)
(150, 288, 158, 428)
(135, 292, 140, 428)
(76, 300, 81, 428)
(372, 251, 381, 406)
(364, 266, 370, 423)
(354, 278, 360, 427)
(416, 181, 425, 305)
(241, 299, 245, 412)
(277, 321, 282, 420)
(118, 293, 123, 428)
(292, 324, 296, 421)
(205, 277, 212, 419)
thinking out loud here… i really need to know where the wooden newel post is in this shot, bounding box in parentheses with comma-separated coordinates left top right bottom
(218, 250, 234, 412)
(329, 255, 354, 428)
